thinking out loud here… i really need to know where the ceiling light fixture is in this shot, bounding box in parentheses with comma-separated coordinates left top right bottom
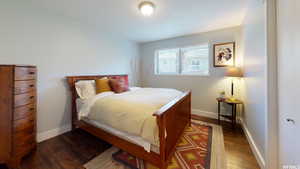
(139, 1, 155, 16)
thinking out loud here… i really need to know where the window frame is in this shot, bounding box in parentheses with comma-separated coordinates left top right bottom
(154, 44, 210, 76)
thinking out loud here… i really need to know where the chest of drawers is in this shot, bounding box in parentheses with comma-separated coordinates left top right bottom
(0, 65, 37, 169)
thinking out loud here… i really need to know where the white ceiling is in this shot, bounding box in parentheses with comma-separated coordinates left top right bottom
(31, 0, 249, 43)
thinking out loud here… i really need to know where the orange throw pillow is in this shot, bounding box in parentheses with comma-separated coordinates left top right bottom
(109, 79, 129, 93)
(95, 78, 112, 94)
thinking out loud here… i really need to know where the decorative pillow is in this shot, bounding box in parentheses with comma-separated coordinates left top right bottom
(95, 77, 112, 94)
(109, 78, 129, 93)
(110, 76, 129, 87)
(75, 80, 96, 99)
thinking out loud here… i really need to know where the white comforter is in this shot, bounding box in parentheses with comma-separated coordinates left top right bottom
(77, 87, 182, 146)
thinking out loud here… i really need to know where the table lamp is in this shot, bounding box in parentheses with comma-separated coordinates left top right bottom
(225, 67, 243, 100)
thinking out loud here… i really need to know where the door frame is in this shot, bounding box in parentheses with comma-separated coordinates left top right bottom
(266, 0, 279, 168)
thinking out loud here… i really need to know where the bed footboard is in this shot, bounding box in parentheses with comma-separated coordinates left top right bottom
(154, 91, 191, 168)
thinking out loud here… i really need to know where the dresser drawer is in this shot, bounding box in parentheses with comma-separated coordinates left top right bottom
(13, 133, 35, 147)
(15, 67, 36, 81)
(13, 114, 35, 132)
(14, 91, 36, 107)
(14, 126, 35, 140)
(13, 140, 36, 156)
(14, 103, 35, 121)
(14, 80, 36, 95)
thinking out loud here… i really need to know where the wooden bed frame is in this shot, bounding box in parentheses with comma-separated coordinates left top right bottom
(66, 75, 191, 169)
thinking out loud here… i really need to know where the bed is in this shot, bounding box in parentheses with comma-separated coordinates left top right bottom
(66, 75, 191, 169)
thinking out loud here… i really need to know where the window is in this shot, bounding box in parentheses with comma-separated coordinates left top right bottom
(155, 44, 209, 75)
(155, 48, 179, 74)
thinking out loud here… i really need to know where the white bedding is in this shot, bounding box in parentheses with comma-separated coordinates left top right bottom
(76, 87, 141, 119)
(76, 87, 182, 152)
(82, 117, 159, 153)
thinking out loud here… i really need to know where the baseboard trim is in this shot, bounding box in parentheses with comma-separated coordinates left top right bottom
(37, 124, 72, 143)
(240, 119, 266, 169)
(192, 109, 232, 122)
(192, 109, 218, 119)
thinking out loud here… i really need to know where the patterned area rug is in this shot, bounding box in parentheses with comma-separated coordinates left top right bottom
(84, 120, 226, 169)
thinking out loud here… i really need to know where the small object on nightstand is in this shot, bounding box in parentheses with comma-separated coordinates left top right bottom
(216, 97, 243, 129)
(219, 91, 226, 99)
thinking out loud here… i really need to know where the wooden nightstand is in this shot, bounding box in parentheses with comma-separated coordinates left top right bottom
(217, 98, 243, 128)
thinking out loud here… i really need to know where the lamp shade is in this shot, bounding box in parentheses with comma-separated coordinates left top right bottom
(225, 67, 243, 77)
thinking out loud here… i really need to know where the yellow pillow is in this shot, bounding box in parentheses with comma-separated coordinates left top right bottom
(95, 78, 111, 94)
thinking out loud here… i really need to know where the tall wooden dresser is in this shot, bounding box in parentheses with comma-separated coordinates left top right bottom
(0, 65, 37, 169)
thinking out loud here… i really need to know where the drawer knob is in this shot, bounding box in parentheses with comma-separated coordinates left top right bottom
(29, 72, 35, 75)
(29, 96, 34, 99)
(27, 129, 34, 134)
(29, 108, 34, 111)
(29, 85, 34, 87)
(26, 140, 35, 145)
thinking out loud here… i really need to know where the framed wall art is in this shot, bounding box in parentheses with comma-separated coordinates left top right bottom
(213, 42, 235, 67)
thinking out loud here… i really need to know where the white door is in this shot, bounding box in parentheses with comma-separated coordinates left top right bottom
(278, 0, 300, 168)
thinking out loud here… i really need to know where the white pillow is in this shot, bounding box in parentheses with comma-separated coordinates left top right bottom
(75, 80, 96, 99)
(76, 91, 114, 119)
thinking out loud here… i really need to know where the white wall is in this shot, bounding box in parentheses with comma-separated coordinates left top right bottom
(241, 0, 267, 167)
(277, 0, 300, 167)
(0, 1, 139, 136)
(139, 27, 243, 115)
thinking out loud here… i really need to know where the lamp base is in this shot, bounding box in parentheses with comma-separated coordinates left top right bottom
(228, 96, 237, 101)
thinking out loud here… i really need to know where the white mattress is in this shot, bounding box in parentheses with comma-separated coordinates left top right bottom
(82, 117, 159, 153)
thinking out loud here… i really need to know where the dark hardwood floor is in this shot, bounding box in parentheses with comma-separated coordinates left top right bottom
(192, 115, 260, 169)
(0, 116, 260, 169)
(0, 129, 111, 169)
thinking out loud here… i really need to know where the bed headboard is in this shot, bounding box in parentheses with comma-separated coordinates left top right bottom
(66, 74, 128, 129)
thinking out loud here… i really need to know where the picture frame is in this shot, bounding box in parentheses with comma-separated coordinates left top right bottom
(213, 42, 235, 67)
